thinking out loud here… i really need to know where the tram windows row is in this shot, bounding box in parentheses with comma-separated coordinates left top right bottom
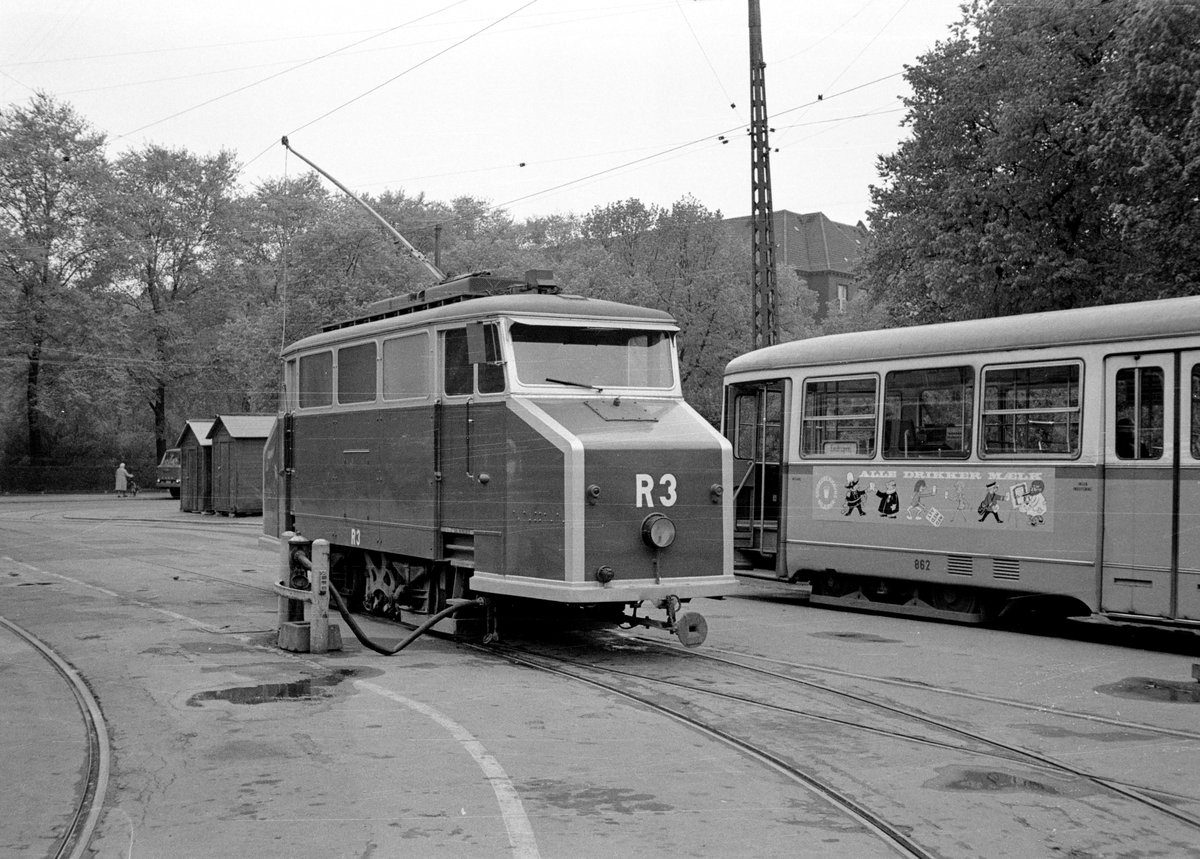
(289, 324, 677, 410)
(793, 360, 1085, 460)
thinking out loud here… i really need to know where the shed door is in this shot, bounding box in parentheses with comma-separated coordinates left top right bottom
(1101, 354, 1175, 618)
(215, 437, 232, 509)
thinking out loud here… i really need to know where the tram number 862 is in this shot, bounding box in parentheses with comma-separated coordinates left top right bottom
(913, 558, 931, 572)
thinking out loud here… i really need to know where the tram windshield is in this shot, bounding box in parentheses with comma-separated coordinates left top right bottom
(509, 323, 675, 390)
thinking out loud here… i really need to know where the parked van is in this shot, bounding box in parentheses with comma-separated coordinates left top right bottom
(156, 448, 181, 498)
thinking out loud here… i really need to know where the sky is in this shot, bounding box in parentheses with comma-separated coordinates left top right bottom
(0, 0, 968, 227)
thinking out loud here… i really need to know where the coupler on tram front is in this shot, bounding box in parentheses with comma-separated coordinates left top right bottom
(263, 270, 738, 646)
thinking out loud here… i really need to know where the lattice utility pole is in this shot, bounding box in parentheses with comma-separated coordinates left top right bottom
(748, 0, 778, 348)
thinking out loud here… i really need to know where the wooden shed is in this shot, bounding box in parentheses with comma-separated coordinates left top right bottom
(207, 414, 276, 516)
(176, 419, 215, 513)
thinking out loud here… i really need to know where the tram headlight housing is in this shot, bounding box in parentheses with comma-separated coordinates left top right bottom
(641, 513, 676, 549)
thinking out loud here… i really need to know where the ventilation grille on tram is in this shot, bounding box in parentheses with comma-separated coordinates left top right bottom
(946, 555, 974, 577)
(992, 558, 1021, 581)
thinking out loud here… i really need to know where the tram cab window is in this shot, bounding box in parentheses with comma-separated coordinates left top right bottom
(800, 376, 876, 458)
(883, 367, 973, 459)
(442, 327, 505, 396)
(336, 342, 377, 404)
(1114, 366, 1164, 460)
(509, 323, 674, 390)
(982, 362, 1080, 456)
(298, 351, 332, 409)
(382, 333, 429, 400)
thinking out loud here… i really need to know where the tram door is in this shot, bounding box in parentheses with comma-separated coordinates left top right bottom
(1101, 353, 1192, 619)
(1177, 352, 1200, 620)
(725, 380, 787, 572)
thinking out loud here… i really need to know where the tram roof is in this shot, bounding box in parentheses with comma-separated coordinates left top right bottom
(283, 293, 677, 355)
(726, 294, 1200, 376)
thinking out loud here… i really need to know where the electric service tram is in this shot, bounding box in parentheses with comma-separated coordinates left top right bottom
(264, 270, 737, 644)
(723, 295, 1200, 625)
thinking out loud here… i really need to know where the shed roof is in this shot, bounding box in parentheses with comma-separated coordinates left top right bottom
(175, 419, 215, 449)
(206, 414, 276, 441)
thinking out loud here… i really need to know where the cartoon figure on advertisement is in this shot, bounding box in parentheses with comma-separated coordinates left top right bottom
(977, 481, 1007, 523)
(906, 478, 937, 520)
(944, 481, 968, 524)
(876, 480, 899, 518)
(843, 475, 868, 516)
(1015, 478, 1047, 526)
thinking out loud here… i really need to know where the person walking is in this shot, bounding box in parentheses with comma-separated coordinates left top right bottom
(115, 462, 134, 498)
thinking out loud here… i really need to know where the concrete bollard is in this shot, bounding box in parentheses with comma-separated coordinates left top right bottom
(309, 539, 331, 654)
(274, 532, 341, 653)
(277, 530, 295, 630)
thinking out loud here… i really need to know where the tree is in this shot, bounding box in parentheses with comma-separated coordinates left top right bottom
(0, 93, 113, 472)
(107, 145, 240, 460)
(865, 0, 1200, 323)
(580, 197, 753, 421)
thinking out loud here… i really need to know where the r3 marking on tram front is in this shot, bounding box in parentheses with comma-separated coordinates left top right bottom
(636, 473, 677, 508)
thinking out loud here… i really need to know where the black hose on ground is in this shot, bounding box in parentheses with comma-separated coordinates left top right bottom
(328, 585, 485, 655)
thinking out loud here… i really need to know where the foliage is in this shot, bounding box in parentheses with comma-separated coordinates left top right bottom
(0, 92, 117, 477)
(580, 197, 769, 419)
(865, 0, 1200, 323)
(0, 96, 827, 488)
(106, 144, 242, 459)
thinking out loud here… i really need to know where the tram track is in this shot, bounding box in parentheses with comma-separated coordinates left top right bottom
(652, 635, 1200, 743)
(474, 640, 935, 859)
(477, 632, 1200, 856)
(0, 616, 109, 859)
(648, 638, 1200, 824)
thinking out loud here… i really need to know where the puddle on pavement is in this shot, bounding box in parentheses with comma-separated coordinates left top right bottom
(926, 766, 1088, 797)
(187, 668, 371, 707)
(522, 779, 674, 815)
(1095, 677, 1200, 704)
(810, 631, 901, 643)
(179, 641, 249, 655)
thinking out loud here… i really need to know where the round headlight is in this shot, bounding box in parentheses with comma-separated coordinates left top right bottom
(641, 513, 676, 549)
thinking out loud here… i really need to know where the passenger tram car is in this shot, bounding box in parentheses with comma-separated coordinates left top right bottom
(263, 269, 736, 644)
(722, 295, 1200, 626)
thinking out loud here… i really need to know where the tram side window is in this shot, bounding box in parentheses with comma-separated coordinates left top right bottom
(982, 363, 1080, 456)
(298, 351, 332, 409)
(800, 377, 877, 457)
(1192, 366, 1200, 459)
(442, 327, 505, 396)
(382, 333, 429, 400)
(337, 342, 377, 404)
(443, 329, 473, 396)
(1115, 367, 1164, 459)
(883, 367, 973, 458)
(475, 324, 505, 394)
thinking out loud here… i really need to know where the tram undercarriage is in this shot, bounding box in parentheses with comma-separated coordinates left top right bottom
(327, 546, 708, 645)
(792, 568, 1091, 626)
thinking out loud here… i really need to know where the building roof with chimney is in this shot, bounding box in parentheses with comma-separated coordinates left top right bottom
(726, 210, 870, 274)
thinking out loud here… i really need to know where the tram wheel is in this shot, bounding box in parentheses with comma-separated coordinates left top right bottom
(929, 585, 980, 614)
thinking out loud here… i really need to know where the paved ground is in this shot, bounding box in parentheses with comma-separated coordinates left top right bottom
(2, 493, 1199, 858)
